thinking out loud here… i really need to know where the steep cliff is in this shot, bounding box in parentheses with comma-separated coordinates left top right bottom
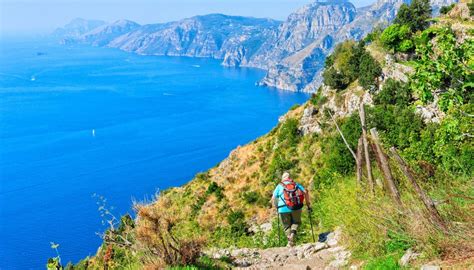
(55, 0, 458, 92)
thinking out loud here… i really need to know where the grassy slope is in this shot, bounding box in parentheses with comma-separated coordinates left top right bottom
(69, 9, 474, 270)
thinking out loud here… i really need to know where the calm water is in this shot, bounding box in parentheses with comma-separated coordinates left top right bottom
(0, 38, 308, 269)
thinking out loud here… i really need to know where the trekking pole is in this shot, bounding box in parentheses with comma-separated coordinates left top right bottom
(308, 207, 316, 242)
(276, 208, 281, 246)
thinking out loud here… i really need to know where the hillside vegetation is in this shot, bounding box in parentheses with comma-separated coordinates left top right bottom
(53, 2, 473, 269)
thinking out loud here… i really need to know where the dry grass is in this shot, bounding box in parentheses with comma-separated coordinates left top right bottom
(134, 203, 205, 268)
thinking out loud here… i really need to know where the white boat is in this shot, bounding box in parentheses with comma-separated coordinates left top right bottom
(92, 129, 96, 137)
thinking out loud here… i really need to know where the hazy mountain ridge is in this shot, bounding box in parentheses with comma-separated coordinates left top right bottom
(59, 14, 280, 61)
(55, 0, 458, 93)
(53, 18, 106, 39)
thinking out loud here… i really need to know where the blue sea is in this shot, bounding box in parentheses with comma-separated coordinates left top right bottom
(0, 38, 308, 269)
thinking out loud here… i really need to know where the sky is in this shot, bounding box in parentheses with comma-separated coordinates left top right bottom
(0, 0, 376, 35)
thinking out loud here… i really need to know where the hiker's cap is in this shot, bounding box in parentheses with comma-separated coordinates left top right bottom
(282, 172, 290, 181)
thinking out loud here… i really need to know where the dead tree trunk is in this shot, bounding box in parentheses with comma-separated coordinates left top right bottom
(359, 102, 374, 193)
(356, 137, 364, 185)
(390, 147, 448, 232)
(370, 128, 402, 206)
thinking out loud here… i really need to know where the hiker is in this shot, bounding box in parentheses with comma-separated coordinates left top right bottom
(271, 172, 311, 247)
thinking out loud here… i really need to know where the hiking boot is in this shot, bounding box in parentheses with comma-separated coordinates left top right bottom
(287, 231, 296, 247)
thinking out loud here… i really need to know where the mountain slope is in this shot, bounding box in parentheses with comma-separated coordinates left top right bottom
(55, 0, 458, 93)
(61, 5, 474, 269)
(53, 18, 106, 40)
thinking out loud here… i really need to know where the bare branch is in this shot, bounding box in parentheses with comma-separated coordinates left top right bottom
(327, 109, 357, 160)
(390, 147, 448, 233)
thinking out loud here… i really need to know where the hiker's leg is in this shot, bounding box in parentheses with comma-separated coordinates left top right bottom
(288, 209, 302, 245)
(279, 212, 292, 236)
(280, 212, 293, 245)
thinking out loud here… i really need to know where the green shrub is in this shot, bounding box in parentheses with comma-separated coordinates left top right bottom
(323, 67, 350, 90)
(398, 39, 414, 52)
(358, 52, 382, 90)
(310, 91, 328, 107)
(278, 118, 300, 147)
(323, 40, 381, 90)
(411, 27, 473, 109)
(374, 79, 412, 106)
(206, 182, 224, 201)
(440, 4, 455, 14)
(469, 2, 474, 16)
(242, 191, 267, 206)
(380, 24, 412, 53)
(364, 254, 400, 270)
(227, 210, 248, 237)
(385, 231, 415, 253)
(266, 150, 296, 183)
(366, 105, 424, 150)
(394, 0, 432, 32)
(323, 41, 360, 90)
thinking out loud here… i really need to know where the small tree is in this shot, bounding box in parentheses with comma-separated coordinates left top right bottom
(358, 52, 382, 90)
(374, 79, 411, 106)
(380, 24, 412, 53)
(394, 0, 432, 32)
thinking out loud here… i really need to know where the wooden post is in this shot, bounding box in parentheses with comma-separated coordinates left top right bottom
(359, 102, 374, 193)
(390, 147, 448, 232)
(356, 137, 364, 185)
(370, 128, 402, 206)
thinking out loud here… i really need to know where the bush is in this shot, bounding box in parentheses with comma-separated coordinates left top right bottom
(394, 0, 432, 32)
(266, 150, 296, 183)
(366, 105, 424, 150)
(440, 4, 455, 14)
(411, 27, 473, 108)
(374, 79, 412, 106)
(469, 2, 474, 16)
(322, 67, 349, 90)
(323, 40, 380, 90)
(278, 118, 300, 147)
(242, 191, 267, 206)
(323, 41, 359, 90)
(316, 113, 361, 182)
(358, 52, 382, 90)
(206, 182, 224, 201)
(227, 210, 248, 237)
(310, 91, 328, 107)
(380, 24, 413, 53)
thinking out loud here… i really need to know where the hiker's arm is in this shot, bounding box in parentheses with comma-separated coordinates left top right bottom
(270, 196, 277, 208)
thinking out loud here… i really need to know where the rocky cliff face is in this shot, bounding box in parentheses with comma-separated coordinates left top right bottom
(55, 0, 458, 92)
(60, 14, 280, 62)
(63, 19, 141, 46)
(53, 18, 106, 40)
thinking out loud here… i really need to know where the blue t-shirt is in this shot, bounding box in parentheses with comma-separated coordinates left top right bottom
(273, 181, 305, 213)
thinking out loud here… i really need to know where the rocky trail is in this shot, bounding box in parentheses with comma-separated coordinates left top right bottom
(206, 229, 356, 270)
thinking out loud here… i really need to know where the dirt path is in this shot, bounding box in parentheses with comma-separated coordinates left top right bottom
(206, 228, 355, 269)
